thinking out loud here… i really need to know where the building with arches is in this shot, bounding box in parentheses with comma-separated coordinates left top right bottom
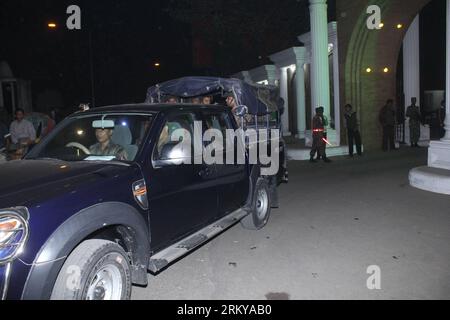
(233, 0, 450, 194)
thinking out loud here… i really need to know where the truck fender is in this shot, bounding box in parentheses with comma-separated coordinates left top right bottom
(21, 202, 150, 300)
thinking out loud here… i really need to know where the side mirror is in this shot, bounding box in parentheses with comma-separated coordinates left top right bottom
(234, 105, 249, 117)
(154, 142, 191, 168)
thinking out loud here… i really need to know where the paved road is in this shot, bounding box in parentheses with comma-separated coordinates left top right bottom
(133, 148, 450, 300)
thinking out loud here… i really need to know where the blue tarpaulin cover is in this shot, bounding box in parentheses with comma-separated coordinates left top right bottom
(145, 77, 283, 116)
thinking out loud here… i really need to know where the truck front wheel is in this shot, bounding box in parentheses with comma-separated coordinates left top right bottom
(51, 239, 132, 300)
(241, 178, 271, 230)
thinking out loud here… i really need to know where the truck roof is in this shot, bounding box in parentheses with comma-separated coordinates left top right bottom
(76, 103, 231, 116)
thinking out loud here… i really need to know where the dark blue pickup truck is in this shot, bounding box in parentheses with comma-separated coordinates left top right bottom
(0, 95, 286, 300)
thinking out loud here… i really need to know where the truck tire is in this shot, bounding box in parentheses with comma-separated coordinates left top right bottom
(51, 239, 132, 300)
(241, 178, 271, 230)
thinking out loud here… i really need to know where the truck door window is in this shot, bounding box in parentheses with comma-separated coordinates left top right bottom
(203, 112, 231, 145)
(154, 113, 197, 160)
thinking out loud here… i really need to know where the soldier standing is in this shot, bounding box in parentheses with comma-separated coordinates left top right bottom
(379, 99, 397, 151)
(344, 104, 363, 157)
(310, 107, 331, 163)
(406, 97, 422, 148)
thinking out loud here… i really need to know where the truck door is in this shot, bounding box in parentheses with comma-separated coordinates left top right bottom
(144, 111, 218, 251)
(202, 110, 248, 218)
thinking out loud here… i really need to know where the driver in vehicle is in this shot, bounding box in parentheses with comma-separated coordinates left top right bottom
(89, 127, 128, 161)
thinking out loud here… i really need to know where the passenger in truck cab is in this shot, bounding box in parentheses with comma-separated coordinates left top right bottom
(201, 95, 213, 105)
(165, 96, 178, 104)
(224, 92, 237, 111)
(224, 92, 250, 127)
(190, 97, 201, 104)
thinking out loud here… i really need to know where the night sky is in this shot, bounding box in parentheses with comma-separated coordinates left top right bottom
(0, 0, 193, 110)
(420, 0, 447, 91)
(0, 0, 444, 113)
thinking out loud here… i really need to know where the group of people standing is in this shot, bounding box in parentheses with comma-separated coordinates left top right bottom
(309, 104, 363, 163)
(309, 96, 434, 163)
(379, 97, 446, 151)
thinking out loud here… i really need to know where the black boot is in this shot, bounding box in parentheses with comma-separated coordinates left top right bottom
(323, 157, 332, 163)
(310, 157, 317, 163)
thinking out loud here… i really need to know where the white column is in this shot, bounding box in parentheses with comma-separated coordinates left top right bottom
(403, 15, 421, 108)
(409, 0, 450, 194)
(309, 0, 331, 121)
(426, 0, 450, 170)
(280, 67, 290, 136)
(266, 66, 278, 86)
(403, 15, 430, 143)
(443, 0, 450, 141)
(295, 51, 307, 139)
(330, 23, 341, 146)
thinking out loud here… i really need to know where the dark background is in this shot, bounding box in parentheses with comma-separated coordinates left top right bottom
(0, 0, 444, 113)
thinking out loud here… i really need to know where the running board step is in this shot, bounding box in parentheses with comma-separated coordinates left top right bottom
(148, 208, 249, 273)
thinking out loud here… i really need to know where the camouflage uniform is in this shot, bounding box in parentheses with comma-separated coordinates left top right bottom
(89, 142, 128, 160)
(310, 114, 326, 159)
(406, 105, 421, 146)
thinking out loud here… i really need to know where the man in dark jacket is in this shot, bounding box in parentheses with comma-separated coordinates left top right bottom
(344, 104, 362, 157)
(379, 99, 397, 151)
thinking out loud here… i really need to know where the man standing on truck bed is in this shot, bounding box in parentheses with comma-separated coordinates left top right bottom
(310, 107, 331, 163)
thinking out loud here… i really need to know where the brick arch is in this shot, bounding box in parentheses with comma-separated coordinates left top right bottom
(337, 0, 432, 149)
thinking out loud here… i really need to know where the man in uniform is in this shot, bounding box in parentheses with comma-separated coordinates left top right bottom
(90, 126, 128, 161)
(406, 97, 422, 147)
(379, 99, 397, 151)
(310, 107, 331, 163)
(344, 104, 363, 157)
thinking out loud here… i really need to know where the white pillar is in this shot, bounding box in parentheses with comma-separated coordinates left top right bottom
(280, 67, 290, 136)
(295, 50, 307, 138)
(403, 15, 430, 143)
(330, 22, 341, 146)
(409, 0, 450, 194)
(426, 0, 450, 170)
(403, 15, 421, 108)
(309, 0, 331, 121)
(266, 66, 278, 86)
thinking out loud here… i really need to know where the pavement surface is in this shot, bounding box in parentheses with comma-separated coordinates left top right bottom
(132, 148, 450, 300)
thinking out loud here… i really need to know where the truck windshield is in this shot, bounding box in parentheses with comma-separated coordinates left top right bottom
(26, 114, 153, 162)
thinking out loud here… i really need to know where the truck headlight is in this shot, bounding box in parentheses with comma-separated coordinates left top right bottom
(0, 208, 29, 264)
